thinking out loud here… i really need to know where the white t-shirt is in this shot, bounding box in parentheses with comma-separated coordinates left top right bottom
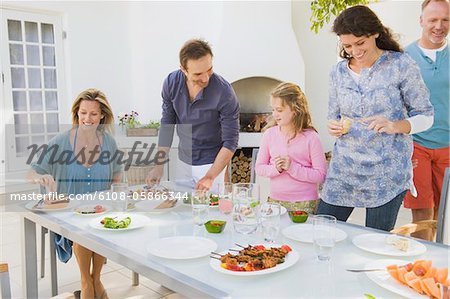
(419, 40, 447, 62)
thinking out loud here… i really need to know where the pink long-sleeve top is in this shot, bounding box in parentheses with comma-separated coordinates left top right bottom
(255, 126, 327, 202)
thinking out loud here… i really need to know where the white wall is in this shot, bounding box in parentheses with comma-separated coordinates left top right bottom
(128, 1, 223, 121)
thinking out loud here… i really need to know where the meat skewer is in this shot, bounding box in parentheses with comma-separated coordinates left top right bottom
(210, 244, 292, 272)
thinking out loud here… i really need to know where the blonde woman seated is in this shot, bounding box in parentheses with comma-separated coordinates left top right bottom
(28, 89, 122, 299)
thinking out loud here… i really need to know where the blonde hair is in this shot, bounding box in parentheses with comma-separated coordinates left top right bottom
(71, 88, 114, 133)
(263, 82, 315, 138)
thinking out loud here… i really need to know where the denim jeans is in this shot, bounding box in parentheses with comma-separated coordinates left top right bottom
(316, 191, 407, 231)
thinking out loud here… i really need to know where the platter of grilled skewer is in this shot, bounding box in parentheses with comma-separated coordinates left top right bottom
(210, 243, 299, 276)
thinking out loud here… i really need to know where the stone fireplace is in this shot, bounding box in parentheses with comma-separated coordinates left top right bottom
(232, 76, 281, 133)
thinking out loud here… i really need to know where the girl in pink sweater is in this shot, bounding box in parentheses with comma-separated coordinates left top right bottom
(255, 83, 327, 213)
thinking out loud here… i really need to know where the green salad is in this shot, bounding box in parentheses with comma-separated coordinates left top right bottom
(100, 217, 131, 229)
(183, 193, 219, 206)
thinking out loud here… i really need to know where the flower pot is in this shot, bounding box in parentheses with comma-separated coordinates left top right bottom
(126, 128, 158, 137)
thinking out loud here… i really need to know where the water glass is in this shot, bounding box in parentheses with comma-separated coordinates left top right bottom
(232, 183, 260, 235)
(111, 183, 129, 212)
(313, 215, 336, 261)
(260, 203, 281, 243)
(191, 190, 210, 226)
(218, 182, 233, 214)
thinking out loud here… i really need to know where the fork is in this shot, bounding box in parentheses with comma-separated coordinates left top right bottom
(346, 269, 385, 272)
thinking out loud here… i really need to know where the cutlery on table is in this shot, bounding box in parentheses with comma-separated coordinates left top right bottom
(346, 269, 385, 272)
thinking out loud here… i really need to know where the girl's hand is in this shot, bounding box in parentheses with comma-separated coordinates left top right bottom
(35, 174, 56, 192)
(280, 156, 291, 171)
(274, 156, 284, 173)
(328, 120, 343, 137)
(365, 116, 396, 134)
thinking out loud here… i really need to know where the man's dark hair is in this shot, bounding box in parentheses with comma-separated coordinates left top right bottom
(179, 39, 213, 70)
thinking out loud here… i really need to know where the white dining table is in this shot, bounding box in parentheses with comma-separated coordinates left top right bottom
(20, 197, 449, 299)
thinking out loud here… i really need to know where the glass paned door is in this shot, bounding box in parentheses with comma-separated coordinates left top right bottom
(1, 9, 66, 172)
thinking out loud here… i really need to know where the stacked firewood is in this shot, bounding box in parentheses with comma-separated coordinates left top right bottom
(231, 151, 252, 183)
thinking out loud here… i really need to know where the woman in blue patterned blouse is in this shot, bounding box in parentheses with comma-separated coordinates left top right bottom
(318, 5, 434, 231)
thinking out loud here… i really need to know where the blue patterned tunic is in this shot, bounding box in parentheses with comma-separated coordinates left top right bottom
(321, 51, 433, 208)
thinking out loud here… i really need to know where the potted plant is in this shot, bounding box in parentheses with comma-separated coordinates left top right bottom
(118, 111, 160, 136)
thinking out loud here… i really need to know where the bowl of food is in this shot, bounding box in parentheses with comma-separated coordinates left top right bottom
(209, 194, 219, 207)
(288, 210, 309, 223)
(204, 220, 226, 233)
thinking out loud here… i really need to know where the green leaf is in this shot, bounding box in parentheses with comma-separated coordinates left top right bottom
(307, 0, 377, 33)
(364, 294, 376, 299)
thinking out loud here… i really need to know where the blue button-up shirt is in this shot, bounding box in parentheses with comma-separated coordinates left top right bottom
(321, 51, 433, 208)
(158, 70, 239, 165)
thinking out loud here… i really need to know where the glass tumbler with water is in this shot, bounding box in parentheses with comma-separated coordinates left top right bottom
(232, 183, 260, 235)
(111, 183, 129, 212)
(260, 202, 281, 243)
(313, 215, 336, 261)
(191, 190, 210, 225)
(218, 182, 233, 214)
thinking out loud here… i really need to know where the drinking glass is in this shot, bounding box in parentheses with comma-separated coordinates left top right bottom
(218, 182, 233, 214)
(260, 202, 281, 243)
(313, 215, 336, 261)
(191, 190, 210, 226)
(111, 183, 129, 212)
(232, 183, 260, 235)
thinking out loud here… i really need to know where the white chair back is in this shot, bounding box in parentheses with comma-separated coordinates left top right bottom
(436, 167, 449, 244)
(0, 263, 12, 299)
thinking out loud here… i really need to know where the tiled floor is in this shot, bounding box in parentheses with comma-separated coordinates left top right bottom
(0, 193, 412, 299)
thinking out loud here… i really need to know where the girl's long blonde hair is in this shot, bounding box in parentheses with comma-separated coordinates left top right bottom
(71, 88, 114, 133)
(263, 82, 316, 138)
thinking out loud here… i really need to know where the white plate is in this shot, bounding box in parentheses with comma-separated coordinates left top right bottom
(210, 245, 299, 276)
(25, 199, 75, 212)
(135, 199, 179, 213)
(89, 213, 149, 231)
(73, 204, 111, 216)
(353, 234, 427, 257)
(365, 259, 427, 299)
(282, 224, 347, 243)
(147, 236, 217, 259)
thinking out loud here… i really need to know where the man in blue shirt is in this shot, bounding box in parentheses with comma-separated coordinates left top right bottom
(146, 39, 239, 192)
(404, 0, 449, 240)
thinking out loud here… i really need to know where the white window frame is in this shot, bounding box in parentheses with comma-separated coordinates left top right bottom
(1, 7, 67, 174)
